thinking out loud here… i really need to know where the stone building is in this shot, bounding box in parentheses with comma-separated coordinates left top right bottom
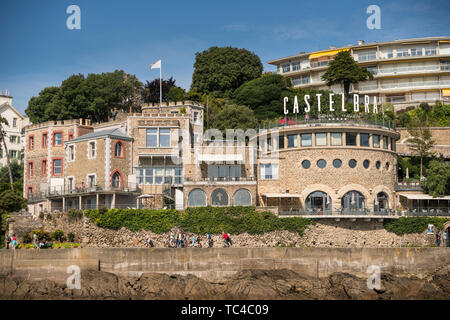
(23, 101, 449, 218)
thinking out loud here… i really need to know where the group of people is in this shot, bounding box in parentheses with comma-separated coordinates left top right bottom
(5, 234, 17, 249)
(142, 231, 234, 248)
(436, 230, 448, 247)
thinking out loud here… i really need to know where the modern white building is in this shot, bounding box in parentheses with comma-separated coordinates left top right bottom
(0, 90, 29, 167)
(268, 36, 450, 110)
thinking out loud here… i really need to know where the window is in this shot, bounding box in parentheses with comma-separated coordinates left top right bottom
(233, 189, 252, 206)
(155, 168, 164, 184)
(28, 162, 33, 178)
(29, 135, 34, 150)
(282, 63, 291, 73)
(360, 133, 370, 147)
(301, 160, 311, 169)
(41, 160, 47, 176)
(390, 138, 395, 151)
(331, 133, 342, 146)
(27, 187, 33, 198)
(385, 162, 390, 171)
(363, 160, 370, 169)
(358, 50, 377, 61)
(287, 134, 297, 148)
(441, 61, 450, 71)
(112, 171, 121, 189)
(68, 145, 75, 161)
(292, 62, 300, 71)
(53, 159, 62, 175)
(13, 118, 17, 128)
(260, 164, 278, 180)
(315, 133, 327, 146)
(54, 132, 63, 146)
(88, 175, 96, 188)
(267, 137, 272, 152)
(301, 134, 312, 147)
(366, 66, 378, 75)
(174, 168, 182, 184)
(9, 150, 17, 159)
(373, 134, 380, 148)
(89, 142, 96, 158)
(348, 159, 357, 168)
(146, 129, 157, 147)
(396, 48, 409, 57)
(68, 178, 74, 192)
(410, 48, 423, 56)
(317, 159, 326, 169)
(42, 133, 48, 148)
(345, 132, 357, 146)
(333, 159, 342, 168)
(383, 136, 389, 149)
(278, 135, 284, 149)
(114, 142, 123, 157)
(193, 111, 199, 123)
(376, 161, 381, 169)
(425, 47, 436, 56)
(68, 133, 74, 140)
(146, 128, 171, 147)
(188, 189, 207, 207)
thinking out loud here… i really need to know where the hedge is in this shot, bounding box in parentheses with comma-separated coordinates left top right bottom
(84, 206, 315, 235)
(383, 217, 450, 235)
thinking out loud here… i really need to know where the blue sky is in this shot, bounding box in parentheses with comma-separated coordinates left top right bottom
(0, 0, 449, 114)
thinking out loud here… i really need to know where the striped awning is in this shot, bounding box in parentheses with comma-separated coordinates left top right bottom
(309, 48, 349, 59)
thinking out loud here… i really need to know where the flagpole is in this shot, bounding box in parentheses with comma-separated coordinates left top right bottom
(159, 61, 162, 113)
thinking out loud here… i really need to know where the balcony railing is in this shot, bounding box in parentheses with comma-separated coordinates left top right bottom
(395, 182, 423, 191)
(184, 176, 255, 182)
(277, 208, 399, 216)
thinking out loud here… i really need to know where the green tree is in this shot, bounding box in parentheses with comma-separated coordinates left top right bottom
(233, 73, 291, 121)
(214, 104, 259, 132)
(321, 51, 373, 103)
(422, 160, 450, 197)
(0, 116, 14, 190)
(143, 77, 180, 103)
(0, 160, 23, 194)
(26, 70, 143, 123)
(0, 189, 27, 213)
(406, 121, 435, 178)
(191, 46, 263, 97)
(167, 86, 186, 102)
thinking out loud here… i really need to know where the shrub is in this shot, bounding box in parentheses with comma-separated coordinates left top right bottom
(63, 243, 72, 249)
(67, 232, 75, 242)
(15, 244, 23, 249)
(67, 209, 83, 221)
(22, 233, 32, 243)
(32, 229, 52, 241)
(384, 217, 450, 235)
(72, 243, 80, 248)
(25, 244, 33, 249)
(84, 207, 315, 235)
(52, 229, 64, 242)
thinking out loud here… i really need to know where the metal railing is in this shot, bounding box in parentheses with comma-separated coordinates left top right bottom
(183, 176, 255, 182)
(278, 208, 399, 216)
(402, 208, 450, 217)
(395, 182, 423, 191)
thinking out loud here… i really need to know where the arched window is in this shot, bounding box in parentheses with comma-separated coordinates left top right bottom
(233, 189, 252, 206)
(115, 142, 123, 157)
(341, 190, 365, 212)
(211, 188, 229, 206)
(112, 171, 121, 189)
(306, 191, 332, 214)
(374, 192, 389, 212)
(188, 189, 206, 207)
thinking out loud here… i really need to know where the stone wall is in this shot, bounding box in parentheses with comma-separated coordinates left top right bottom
(7, 214, 435, 249)
(396, 127, 450, 158)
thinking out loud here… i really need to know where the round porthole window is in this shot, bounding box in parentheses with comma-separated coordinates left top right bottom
(349, 159, 357, 168)
(317, 159, 326, 169)
(363, 160, 370, 169)
(333, 159, 342, 168)
(302, 160, 311, 169)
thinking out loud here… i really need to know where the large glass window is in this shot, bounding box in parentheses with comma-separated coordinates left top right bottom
(287, 134, 297, 148)
(208, 165, 241, 181)
(159, 128, 171, 147)
(146, 128, 171, 147)
(360, 133, 370, 147)
(301, 134, 312, 147)
(331, 133, 342, 146)
(188, 189, 206, 207)
(233, 189, 252, 206)
(315, 133, 327, 146)
(374, 192, 389, 212)
(306, 191, 332, 214)
(373, 134, 380, 148)
(146, 129, 157, 147)
(292, 62, 301, 71)
(346, 132, 357, 146)
(135, 167, 182, 185)
(260, 164, 278, 180)
(342, 191, 365, 212)
(282, 63, 291, 73)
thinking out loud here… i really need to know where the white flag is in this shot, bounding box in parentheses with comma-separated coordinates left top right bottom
(150, 60, 161, 69)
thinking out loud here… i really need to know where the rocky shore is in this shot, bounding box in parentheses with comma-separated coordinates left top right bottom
(1, 265, 449, 300)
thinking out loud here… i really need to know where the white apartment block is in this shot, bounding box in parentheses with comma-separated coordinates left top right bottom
(268, 36, 450, 110)
(0, 90, 29, 167)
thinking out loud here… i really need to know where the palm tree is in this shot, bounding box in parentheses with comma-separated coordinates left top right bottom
(0, 116, 13, 190)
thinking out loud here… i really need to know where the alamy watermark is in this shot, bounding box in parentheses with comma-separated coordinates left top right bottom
(366, 5, 381, 30)
(66, 5, 81, 30)
(66, 265, 81, 290)
(366, 265, 381, 290)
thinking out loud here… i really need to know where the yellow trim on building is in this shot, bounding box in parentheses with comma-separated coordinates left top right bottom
(443, 89, 450, 96)
(309, 48, 349, 59)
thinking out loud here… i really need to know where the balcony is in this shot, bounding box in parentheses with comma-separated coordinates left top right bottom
(395, 182, 422, 191)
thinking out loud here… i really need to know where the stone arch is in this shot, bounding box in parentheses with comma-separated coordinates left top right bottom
(211, 188, 229, 206)
(188, 188, 207, 207)
(336, 184, 371, 201)
(300, 184, 338, 210)
(372, 185, 394, 209)
(443, 221, 450, 247)
(233, 188, 252, 206)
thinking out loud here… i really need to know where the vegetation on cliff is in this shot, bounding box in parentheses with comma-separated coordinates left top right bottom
(84, 207, 315, 235)
(383, 217, 450, 235)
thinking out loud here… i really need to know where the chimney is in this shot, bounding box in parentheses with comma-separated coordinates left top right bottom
(330, 45, 336, 49)
(358, 40, 365, 46)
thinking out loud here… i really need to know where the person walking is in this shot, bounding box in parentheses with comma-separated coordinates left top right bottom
(145, 232, 150, 248)
(196, 234, 202, 248)
(436, 232, 441, 247)
(5, 233, 11, 250)
(207, 233, 212, 248)
(11, 234, 17, 250)
(169, 232, 174, 247)
(32, 232, 39, 251)
(222, 231, 229, 247)
(227, 233, 233, 247)
(191, 235, 196, 247)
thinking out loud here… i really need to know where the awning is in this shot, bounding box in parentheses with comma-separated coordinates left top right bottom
(138, 194, 156, 198)
(309, 48, 349, 59)
(442, 89, 450, 97)
(198, 154, 243, 162)
(262, 193, 301, 198)
(398, 193, 450, 200)
(138, 153, 179, 158)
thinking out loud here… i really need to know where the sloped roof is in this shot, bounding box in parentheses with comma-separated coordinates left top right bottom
(0, 102, 26, 120)
(66, 128, 132, 143)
